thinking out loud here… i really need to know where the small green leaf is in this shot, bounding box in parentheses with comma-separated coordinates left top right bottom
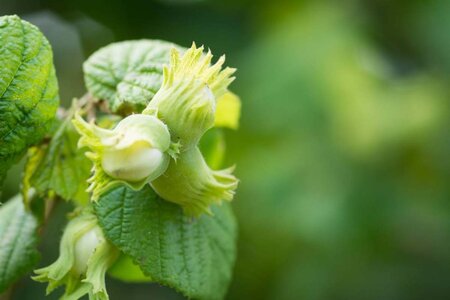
(0, 15, 59, 187)
(108, 255, 152, 283)
(23, 111, 91, 205)
(214, 91, 241, 130)
(83, 40, 181, 113)
(0, 195, 40, 293)
(94, 185, 237, 300)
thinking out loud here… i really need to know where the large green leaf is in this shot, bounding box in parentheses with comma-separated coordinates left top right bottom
(0, 15, 59, 187)
(83, 39, 181, 113)
(94, 185, 237, 300)
(23, 110, 91, 205)
(0, 195, 40, 292)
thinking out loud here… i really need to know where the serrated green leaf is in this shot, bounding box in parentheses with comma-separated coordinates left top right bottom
(83, 40, 181, 113)
(0, 194, 40, 293)
(94, 185, 237, 300)
(23, 110, 91, 205)
(0, 15, 59, 188)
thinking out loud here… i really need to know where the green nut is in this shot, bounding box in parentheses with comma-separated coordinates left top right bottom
(73, 113, 176, 200)
(151, 147, 238, 217)
(33, 210, 119, 300)
(143, 43, 239, 216)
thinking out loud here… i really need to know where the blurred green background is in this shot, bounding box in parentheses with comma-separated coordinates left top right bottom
(1, 0, 450, 299)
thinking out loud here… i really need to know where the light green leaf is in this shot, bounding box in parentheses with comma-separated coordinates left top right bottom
(83, 40, 181, 113)
(199, 128, 226, 170)
(0, 195, 40, 293)
(94, 185, 237, 300)
(108, 255, 152, 283)
(0, 15, 59, 188)
(214, 91, 241, 130)
(23, 110, 91, 205)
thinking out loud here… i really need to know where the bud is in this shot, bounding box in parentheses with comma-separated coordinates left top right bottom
(33, 211, 119, 300)
(73, 113, 177, 200)
(143, 43, 236, 147)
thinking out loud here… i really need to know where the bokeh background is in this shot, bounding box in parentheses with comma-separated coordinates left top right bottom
(1, 0, 450, 299)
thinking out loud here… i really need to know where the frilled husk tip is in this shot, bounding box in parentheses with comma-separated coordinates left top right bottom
(33, 211, 119, 300)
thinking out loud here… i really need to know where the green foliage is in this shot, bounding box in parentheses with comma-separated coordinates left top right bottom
(228, 3, 450, 299)
(0, 15, 59, 188)
(0, 195, 40, 293)
(23, 109, 91, 205)
(0, 14, 239, 300)
(1, 1, 450, 299)
(83, 40, 180, 113)
(94, 185, 237, 300)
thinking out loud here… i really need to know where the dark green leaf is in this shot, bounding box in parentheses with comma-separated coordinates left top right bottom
(0, 15, 59, 187)
(0, 195, 40, 292)
(95, 185, 237, 300)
